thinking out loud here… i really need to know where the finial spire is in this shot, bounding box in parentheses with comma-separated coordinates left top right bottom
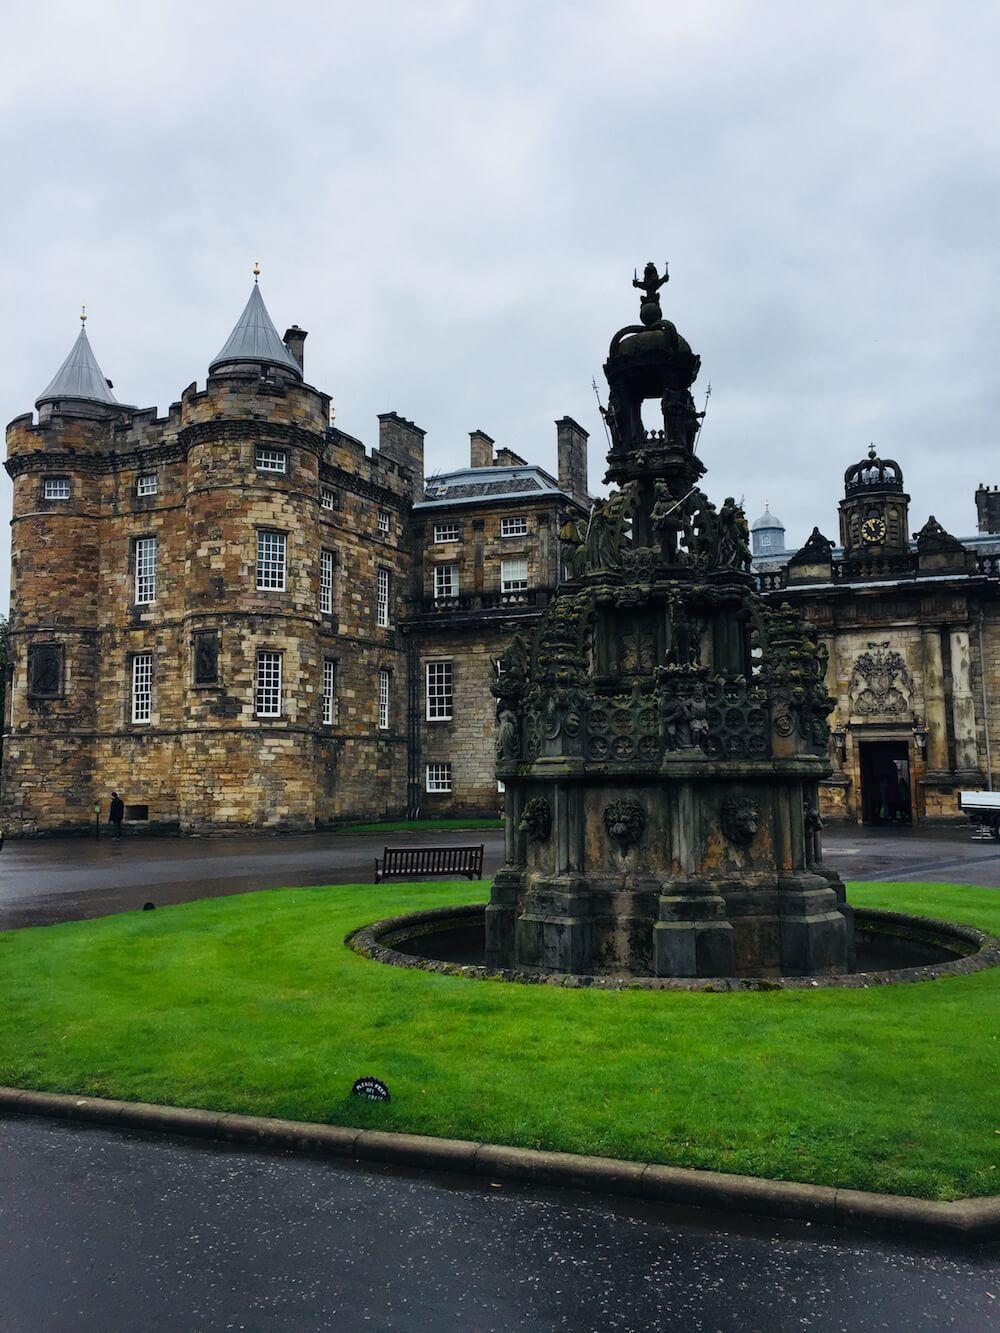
(868, 442, 877, 459)
(80, 304, 87, 326)
(632, 261, 669, 328)
(252, 260, 261, 284)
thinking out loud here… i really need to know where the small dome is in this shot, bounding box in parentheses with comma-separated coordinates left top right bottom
(751, 506, 783, 532)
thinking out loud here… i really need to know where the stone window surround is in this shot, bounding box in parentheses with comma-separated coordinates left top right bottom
(136, 473, 158, 497)
(255, 445, 288, 475)
(320, 485, 338, 511)
(256, 529, 288, 593)
(323, 657, 339, 725)
(133, 534, 158, 605)
(425, 761, 452, 793)
(378, 666, 392, 730)
(255, 649, 283, 718)
(425, 658, 454, 722)
(433, 563, 459, 600)
(42, 476, 71, 501)
(377, 509, 392, 535)
(433, 522, 461, 544)
(130, 651, 154, 725)
(500, 515, 529, 538)
(319, 548, 335, 614)
(376, 567, 392, 629)
(500, 556, 529, 594)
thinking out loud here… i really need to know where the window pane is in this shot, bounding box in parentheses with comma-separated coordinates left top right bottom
(500, 557, 528, 594)
(320, 549, 334, 613)
(257, 531, 286, 591)
(43, 478, 70, 500)
(377, 510, 391, 533)
(131, 653, 152, 723)
(255, 446, 287, 474)
(434, 564, 458, 600)
(255, 651, 282, 716)
(377, 568, 391, 627)
(321, 486, 337, 510)
(425, 659, 453, 720)
(378, 668, 391, 729)
(137, 474, 158, 496)
(433, 523, 460, 543)
(425, 763, 452, 793)
(323, 659, 338, 724)
(135, 537, 157, 604)
(500, 515, 528, 538)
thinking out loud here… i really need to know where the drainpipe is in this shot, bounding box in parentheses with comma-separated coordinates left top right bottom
(978, 609, 993, 790)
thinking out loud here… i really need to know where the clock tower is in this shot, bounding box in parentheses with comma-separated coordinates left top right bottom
(838, 444, 910, 565)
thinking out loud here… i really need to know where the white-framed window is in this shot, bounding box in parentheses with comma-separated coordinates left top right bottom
(500, 515, 528, 538)
(426, 762, 452, 793)
(500, 557, 528, 595)
(425, 659, 454, 721)
(134, 536, 157, 604)
(434, 522, 461, 544)
(137, 474, 158, 497)
(255, 446, 287, 474)
(378, 668, 391, 730)
(255, 650, 282, 717)
(323, 658, 338, 725)
(256, 530, 286, 591)
(376, 567, 391, 628)
(131, 653, 153, 724)
(434, 564, 459, 600)
(377, 509, 392, 534)
(43, 477, 71, 500)
(319, 549, 335, 614)
(321, 486, 337, 511)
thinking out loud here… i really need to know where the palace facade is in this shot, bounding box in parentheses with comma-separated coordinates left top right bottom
(1, 283, 587, 833)
(751, 453, 1000, 825)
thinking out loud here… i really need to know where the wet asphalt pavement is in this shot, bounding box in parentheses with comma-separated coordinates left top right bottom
(1, 1116, 997, 1333)
(1, 822, 999, 932)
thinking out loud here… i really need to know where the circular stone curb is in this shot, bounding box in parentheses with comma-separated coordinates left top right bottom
(0, 1086, 996, 1245)
(345, 905, 1000, 992)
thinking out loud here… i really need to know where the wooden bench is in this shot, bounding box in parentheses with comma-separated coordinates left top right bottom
(374, 844, 484, 884)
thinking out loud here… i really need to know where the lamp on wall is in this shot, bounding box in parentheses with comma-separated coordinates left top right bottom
(913, 715, 928, 757)
(832, 724, 847, 761)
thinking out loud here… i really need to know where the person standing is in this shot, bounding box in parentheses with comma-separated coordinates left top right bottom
(109, 791, 125, 841)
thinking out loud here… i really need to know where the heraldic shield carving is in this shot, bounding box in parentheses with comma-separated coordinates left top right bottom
(849, 641, 912, 717)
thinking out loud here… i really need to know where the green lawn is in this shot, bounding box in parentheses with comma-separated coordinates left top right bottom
(332, 817, 502, 834)
(0, 881, 996, 1201)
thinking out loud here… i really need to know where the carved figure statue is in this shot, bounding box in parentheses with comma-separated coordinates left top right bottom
(603, 798, 646, 851)
(495, 708, 520, 760)
(601, 389, 627, 451)
(680, 489, 718, 564)
(633, 261, 669, 302)
(716, 497, 753, 571)
(518, 796, 552, 841)
(686, 683, 709, 746)
(492, 635, 530, 714)
(583, 487, 634, 572)
(661, 388, 701, 451)
(720, 795, 759, 846)
(559, 517, 588, 580)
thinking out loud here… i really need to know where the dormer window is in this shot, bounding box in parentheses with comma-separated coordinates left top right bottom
(255, 446, 287, 474)
(43, 477, 70, 500)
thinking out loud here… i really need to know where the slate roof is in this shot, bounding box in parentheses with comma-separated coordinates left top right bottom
(36, 326, 121, 408)
(209, 283, 300, 376)
(415, 465, 567, 509)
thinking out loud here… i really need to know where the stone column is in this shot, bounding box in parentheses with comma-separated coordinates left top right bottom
(949, 628, 980, 777)
(921, 628, 949, 776)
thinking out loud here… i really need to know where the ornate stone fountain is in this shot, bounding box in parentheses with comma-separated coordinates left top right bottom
(486, 264, 853, 978)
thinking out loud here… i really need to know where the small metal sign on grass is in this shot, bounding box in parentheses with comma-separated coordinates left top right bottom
(352, 1077, 390, 1103)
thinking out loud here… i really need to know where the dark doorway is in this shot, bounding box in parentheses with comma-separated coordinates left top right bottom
(859, 741, 913, 825)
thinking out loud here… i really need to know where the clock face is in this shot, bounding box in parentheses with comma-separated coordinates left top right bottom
(861, 516, 887, 544)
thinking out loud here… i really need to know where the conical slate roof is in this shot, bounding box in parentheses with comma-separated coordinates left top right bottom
(209, 283, 300, 376)
(36, 325, 120, 408)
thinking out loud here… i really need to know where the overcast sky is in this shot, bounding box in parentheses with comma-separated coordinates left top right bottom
(1, 0, 998, 611)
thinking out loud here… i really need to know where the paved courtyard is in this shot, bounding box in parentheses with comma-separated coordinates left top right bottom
(0, 1116, 997, 1333)
(0, 822, 998, 932)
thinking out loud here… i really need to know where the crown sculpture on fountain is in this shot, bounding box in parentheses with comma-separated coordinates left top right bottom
(488, 262, 853, 980)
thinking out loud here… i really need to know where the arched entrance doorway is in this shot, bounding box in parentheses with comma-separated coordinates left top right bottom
(858, 740, 913, 825)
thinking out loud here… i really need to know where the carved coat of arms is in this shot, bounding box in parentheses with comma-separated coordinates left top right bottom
(849, 642, 911, 717)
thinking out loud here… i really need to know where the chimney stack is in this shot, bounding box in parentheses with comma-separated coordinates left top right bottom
(470, 430, 494, 469)
(283, 326, 307, 372)
(377, 412, 426, 503)
(556, 416, 589, 508)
